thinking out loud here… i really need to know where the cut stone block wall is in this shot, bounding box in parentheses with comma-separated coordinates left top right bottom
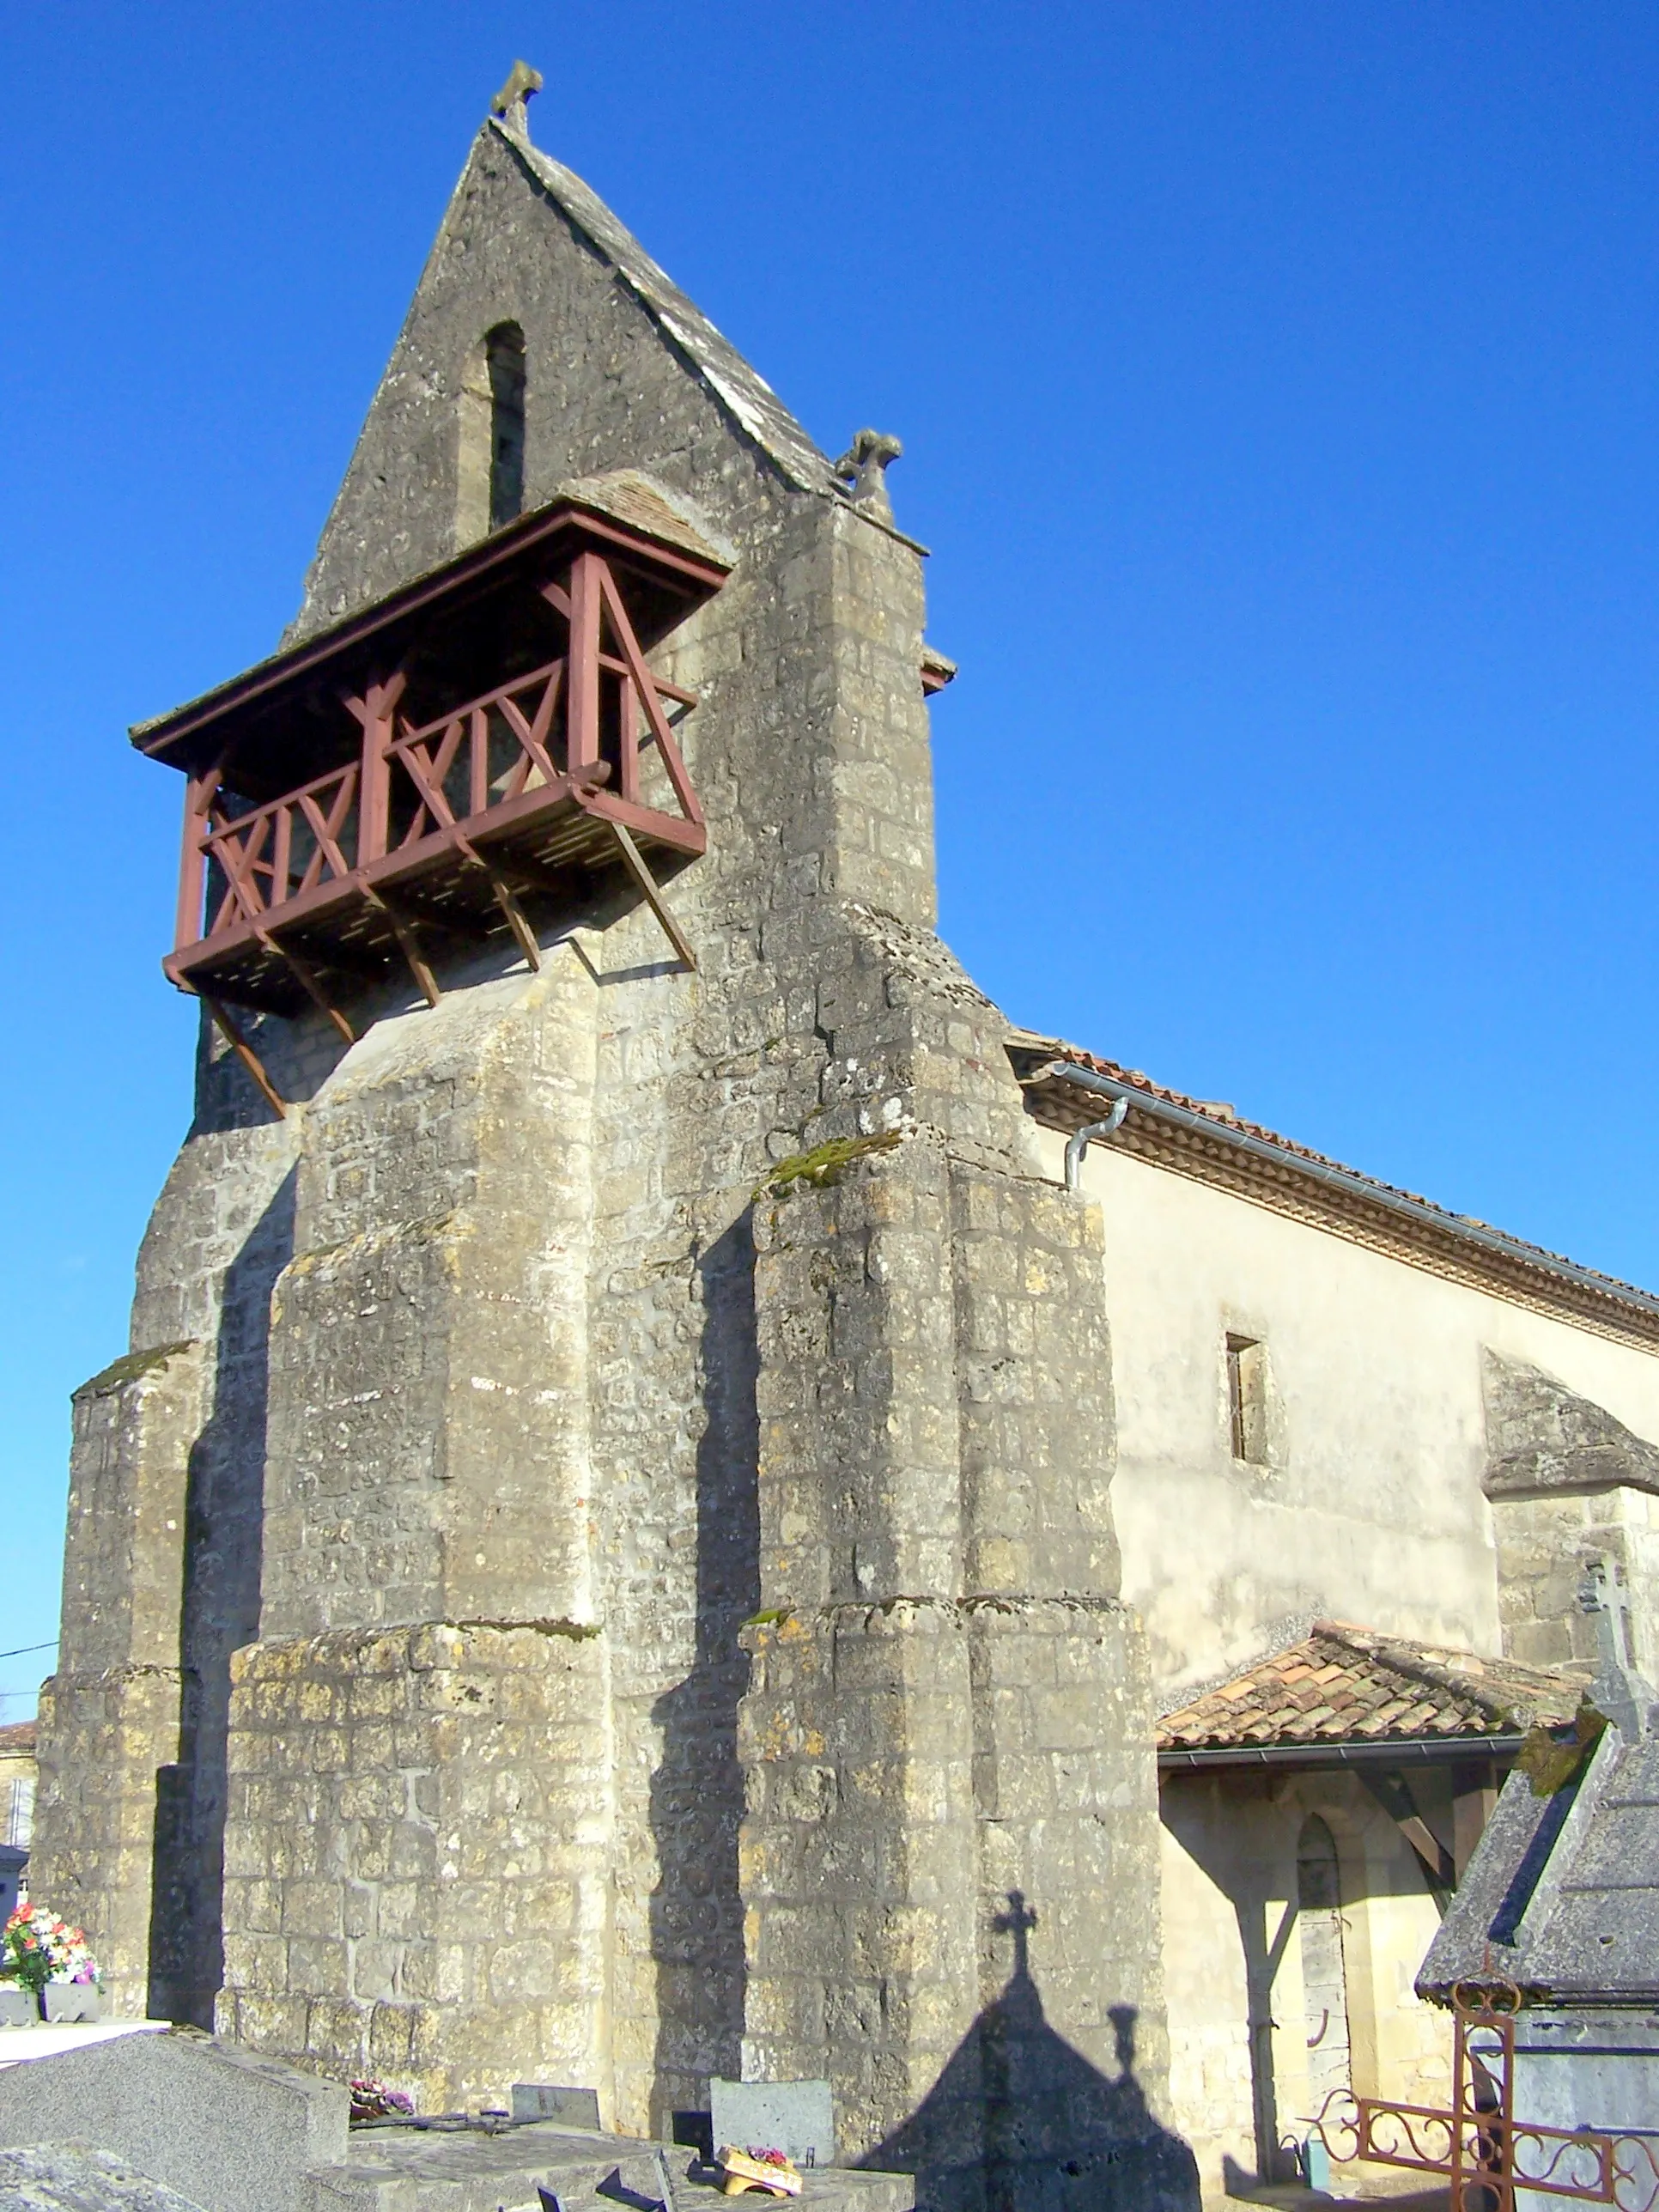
(1492, 1485, 1659, 1674)
(31, 1341, 204, 2017)
(218, 1621, 610, 2115)
(742, 1144, 1174, 2203)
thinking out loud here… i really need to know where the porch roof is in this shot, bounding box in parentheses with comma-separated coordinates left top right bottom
(1158, 1621, 1581, 1768)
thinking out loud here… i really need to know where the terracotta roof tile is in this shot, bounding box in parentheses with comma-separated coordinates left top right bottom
(1158, 1623, 1582, 1753)
(0, 1721, 35, 1755)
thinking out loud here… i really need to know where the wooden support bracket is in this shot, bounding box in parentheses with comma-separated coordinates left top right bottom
(489, 874, 543, 971)
(202, 996, 288, 1118)
(364, 889, 442, 1007)
(254, 928, 356, 1045)
(610, 821, 696, 971)
(451, 830, 542, 973)
(1360, 1770, 1455, 1903)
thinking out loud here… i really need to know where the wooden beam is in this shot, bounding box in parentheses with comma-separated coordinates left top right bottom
(447, 828, 544, 974)
(595, 562, 703, 826)
(363, 888, 441, 1007)
(202, 996, 288, 1117)
(175, 761, 221, 951)
(489, 874, 542, 971)
(344, 668, 407, 866)
(566, 552, 603, 775)
(609, 821, 696, 971)
(1359, 1769, 1454, 1905)
(254, 928, 356, 1045)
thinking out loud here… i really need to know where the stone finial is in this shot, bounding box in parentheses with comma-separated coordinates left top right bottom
(832, 428, 902, 525)
(490, 60, 543, 140)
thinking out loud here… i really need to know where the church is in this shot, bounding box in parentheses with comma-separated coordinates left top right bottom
(33, 69, 1659, 2211)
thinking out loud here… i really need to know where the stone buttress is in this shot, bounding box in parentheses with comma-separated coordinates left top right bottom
(32, 103, 1183, 2206)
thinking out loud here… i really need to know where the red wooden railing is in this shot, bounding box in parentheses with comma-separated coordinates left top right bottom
(175, 550, 702, 954)
(383, 656, 568, 853)
(202, 761, 362, 936)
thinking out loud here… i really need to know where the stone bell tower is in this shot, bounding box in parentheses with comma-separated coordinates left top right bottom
(33, 73, 1182, 2210)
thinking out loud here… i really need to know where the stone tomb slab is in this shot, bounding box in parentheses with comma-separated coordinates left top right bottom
(0, 2141, 213, 2212)
(315, 2124, 909, 2212)
(0, 2027, 348, 2212)
(708, 2083, 835, 2170)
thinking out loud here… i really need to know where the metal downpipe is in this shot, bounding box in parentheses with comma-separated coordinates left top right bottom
(1064, 1094, 1127, 1191)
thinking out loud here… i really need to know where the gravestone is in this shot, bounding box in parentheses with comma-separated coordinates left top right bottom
(0, 2027, 348, 2212)
(0, 1985, 35, 2026)
(512, 2083, 603, 2127)
(708, 2081, 835, 2168)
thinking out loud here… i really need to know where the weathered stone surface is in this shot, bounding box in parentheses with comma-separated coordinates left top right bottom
(1482, 1346, 1659, 1498)
(710, 2077, 835, 2166)
(307, 2121, 915, 2212)
(0, 2027, 348, 2212)
(31, 1342, 205, 2019)
(0, 2144, 210, 2212)
(217, 1620, 611, 2116)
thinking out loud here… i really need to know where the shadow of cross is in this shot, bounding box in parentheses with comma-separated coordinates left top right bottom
(993, 1889, 1038, 1978)
(863, 1881, 1200, 2211)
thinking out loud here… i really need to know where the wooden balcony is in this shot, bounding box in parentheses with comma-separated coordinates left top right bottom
(137, 483, 729, 1029)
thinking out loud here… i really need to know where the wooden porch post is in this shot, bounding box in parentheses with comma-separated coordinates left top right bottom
(348, 670, 407, 866)
(174, 763, 221, 951)
(566, 552, 604, 776)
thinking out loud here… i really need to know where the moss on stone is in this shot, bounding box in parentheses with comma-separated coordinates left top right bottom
(75, 1341, 195, 1401)
(451, 1615, 603, 1641)
(756, 1128, 903, 1200)
(1517, 1700, 1607, 1796)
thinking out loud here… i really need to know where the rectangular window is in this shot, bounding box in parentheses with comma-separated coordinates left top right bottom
(1227, 1334, 1268, 1465)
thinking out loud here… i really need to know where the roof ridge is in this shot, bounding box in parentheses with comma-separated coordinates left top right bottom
(496, 123, 838, 499)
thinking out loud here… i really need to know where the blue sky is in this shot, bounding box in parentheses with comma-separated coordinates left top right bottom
(4, 3, 1659, 1707)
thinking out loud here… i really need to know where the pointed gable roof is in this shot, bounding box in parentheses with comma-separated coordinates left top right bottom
(1159, 1622, 1581, 1761)
(1420, 1707, 1659, 2002)
(497, 122, 838, 498)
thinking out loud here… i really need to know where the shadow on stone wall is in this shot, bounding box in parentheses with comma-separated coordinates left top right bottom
(648, 1212, 762, 2126)
(866, 1893, 1200, 2212)
(149, 1167, 296, 2027)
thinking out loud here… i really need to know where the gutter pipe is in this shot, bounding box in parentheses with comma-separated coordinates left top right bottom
(1025, 1060, 1659, 1327)
(1063, 1094, 1127, 1192)
(1158, 1734, 1523, 1773)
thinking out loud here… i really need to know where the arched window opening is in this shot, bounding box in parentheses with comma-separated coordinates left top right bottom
(1297, 1814, 1352, 2109)
(457, 320, 526, 544)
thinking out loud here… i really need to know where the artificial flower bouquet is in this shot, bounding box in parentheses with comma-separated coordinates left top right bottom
(716, 2146, 803, 2198)
(349, 2076, 416, 2123)
(1, 1903, 100, 1996)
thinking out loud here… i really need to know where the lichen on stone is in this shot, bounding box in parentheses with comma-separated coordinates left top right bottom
(755, 1127, 903, 1200)
(75, 1341, 195, 1401)
(1517, 1699, 1607, 1796)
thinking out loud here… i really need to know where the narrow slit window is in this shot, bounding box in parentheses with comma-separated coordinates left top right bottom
(1226, 1333, 1268, 1465)
(486, 322, 526, 528)
(458, 321, 527, 544)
